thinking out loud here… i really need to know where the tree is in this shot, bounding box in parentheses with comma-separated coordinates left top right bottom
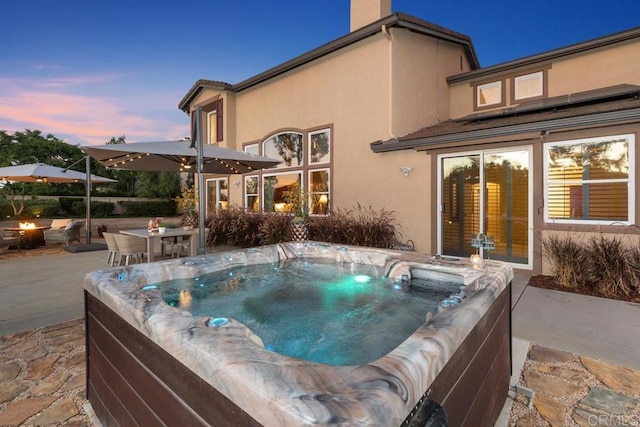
(0, 129, 91, 196)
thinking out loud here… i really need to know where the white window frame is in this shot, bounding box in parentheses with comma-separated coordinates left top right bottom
(308, 129, 331, 165)
(244, 175, 259, 212)
(308, 168, 330, 215)
(543, 134, 635, 225)
(514, 71, 543, 101)
(207, 110, 217, 145)
(244, 143, 259, 156)
(262, 131, 304, 169)
(262, 171, 303, 213)
(206, 177, 229, 213)
(476, 81, 502, 108)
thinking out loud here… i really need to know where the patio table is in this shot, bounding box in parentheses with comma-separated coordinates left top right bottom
(119, 228, 200, 262)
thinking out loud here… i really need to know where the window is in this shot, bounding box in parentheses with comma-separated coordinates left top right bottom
(514, 71, 543, 101)
(206, 178, 228, 214)
(247, 128, 331, 215)
(544, 134, 634, 224)
(244, 175, 259, 212)
(205, 98, 224, 145)
(309, 169, 330, 214)
(309, 129, 330, 164)
(263, 172, 302, 213)
(207, 111, 217, 145)
(263, 132, 303, 168)
(476, 81, 503, 109)
(244, 143, 259, 156)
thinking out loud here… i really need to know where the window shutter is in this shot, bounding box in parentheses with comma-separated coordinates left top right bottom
(216, 98, 223, 142)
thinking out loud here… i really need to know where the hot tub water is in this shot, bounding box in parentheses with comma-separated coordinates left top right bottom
(158, 258, 461, 365)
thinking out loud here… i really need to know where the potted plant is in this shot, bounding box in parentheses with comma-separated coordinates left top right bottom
(285, 184, 310, 241)
(175, 186, 198, 228)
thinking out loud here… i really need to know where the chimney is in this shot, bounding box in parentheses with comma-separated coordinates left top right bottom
(350, 0, 391, 32)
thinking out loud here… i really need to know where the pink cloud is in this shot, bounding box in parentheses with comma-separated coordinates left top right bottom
(0, 75, 187, 145)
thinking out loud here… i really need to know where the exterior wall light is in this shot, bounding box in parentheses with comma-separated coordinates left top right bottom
(400, 166, 412, 177)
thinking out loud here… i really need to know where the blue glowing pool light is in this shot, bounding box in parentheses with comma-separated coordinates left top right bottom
(207, 317, 229, 328)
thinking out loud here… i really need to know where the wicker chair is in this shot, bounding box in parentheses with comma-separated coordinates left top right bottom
(113, 234, 147, 266)
(102, 232, 120, 266)
(0, 230, 21, 252)
(43, 220, 84, 247)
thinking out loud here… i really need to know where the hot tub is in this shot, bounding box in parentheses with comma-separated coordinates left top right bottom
(84, 242, 513, 426)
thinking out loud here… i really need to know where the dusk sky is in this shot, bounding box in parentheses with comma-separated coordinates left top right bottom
(2, 0, 639, 147)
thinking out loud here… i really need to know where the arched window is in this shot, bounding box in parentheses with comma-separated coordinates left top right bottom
(263, 132, 303, 168)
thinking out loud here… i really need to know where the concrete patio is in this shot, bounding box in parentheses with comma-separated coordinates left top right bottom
(1, 233, 639, 425)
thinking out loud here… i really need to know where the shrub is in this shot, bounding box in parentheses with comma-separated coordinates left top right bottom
(205, 204, 402, 249)
(310, 204, 397, 249)
(626, 246, 640, 293)
(27, 199, 59, 217)
(118, 200, 177, 217)
(585, 236, 633, 296)
(207, 207, 263, 247)
(542, 234, 587, 289)
(91, 201, 116, 218)
(258, 213, 290, 245)
(59, 197, 83, 214)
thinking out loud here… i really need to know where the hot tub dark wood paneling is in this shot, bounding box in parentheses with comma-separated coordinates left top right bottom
(86, 283, 512, 427)
(428, 283, 512, 427)
(85, 291, 262, 427)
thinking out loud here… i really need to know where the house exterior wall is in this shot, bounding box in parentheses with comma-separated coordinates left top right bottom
(440, 37, 640, 271)
(448, 38, 640, 119)
(189, 29, 471, 252)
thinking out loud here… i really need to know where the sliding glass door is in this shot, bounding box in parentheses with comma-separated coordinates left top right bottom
(439, 148, 531, 267)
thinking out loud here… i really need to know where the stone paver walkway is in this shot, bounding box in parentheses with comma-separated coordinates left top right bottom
(2, 320, 640, 426)
(0, 319, 89, 426)
(509, 345, 640, 426)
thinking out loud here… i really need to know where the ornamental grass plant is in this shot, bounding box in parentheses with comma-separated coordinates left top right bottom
(542, 233, 640, 299)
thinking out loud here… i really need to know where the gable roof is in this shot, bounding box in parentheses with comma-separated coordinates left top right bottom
(179, 12, 479, 112)
(371, 85, 640, 153)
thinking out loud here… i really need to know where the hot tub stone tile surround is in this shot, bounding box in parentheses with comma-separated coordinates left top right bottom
(84, 242, 513, 426)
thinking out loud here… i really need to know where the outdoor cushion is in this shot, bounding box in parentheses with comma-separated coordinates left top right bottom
(64, 221, 75, 230)
(51, 219, 72, 230)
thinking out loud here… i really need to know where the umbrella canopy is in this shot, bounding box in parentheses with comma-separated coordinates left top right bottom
(0, 163, 116, 184)
(80, 140, 280, 173)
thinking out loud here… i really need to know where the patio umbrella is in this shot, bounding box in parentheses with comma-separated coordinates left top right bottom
(0, 163, 117, 184)
(80, 135, 280, 254)
(79, 140, 280, 174)
(0, 162, 117, 245)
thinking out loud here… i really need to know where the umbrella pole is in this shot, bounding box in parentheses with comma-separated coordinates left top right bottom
(196, 106, 206, 255)
(85, 156, 92, 244)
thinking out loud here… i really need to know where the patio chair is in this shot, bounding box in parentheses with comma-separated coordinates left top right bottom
(43, 220, 84, 247)
(102, 232, 119, 266)
(0, 230, 21, 252)
(163, 235, 191, 259)
(162, 228, 209, 259)
(113, 234, 147, 266)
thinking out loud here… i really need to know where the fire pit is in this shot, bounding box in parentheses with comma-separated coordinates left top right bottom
(2, 224, 51, 249)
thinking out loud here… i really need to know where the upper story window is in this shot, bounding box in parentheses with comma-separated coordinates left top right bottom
(475, 81, 504, 110)
(309, 129, 330, 164)
(244, 143, 259, 156)
(513, 71, 544, 101)
(245, 128, 332, 215)
(263, 132, 303, 168)
(544, 134, 634, 225)
(194, 98, 223, 146)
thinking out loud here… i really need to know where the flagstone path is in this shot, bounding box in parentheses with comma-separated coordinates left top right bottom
(1, 319, 639, 426)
